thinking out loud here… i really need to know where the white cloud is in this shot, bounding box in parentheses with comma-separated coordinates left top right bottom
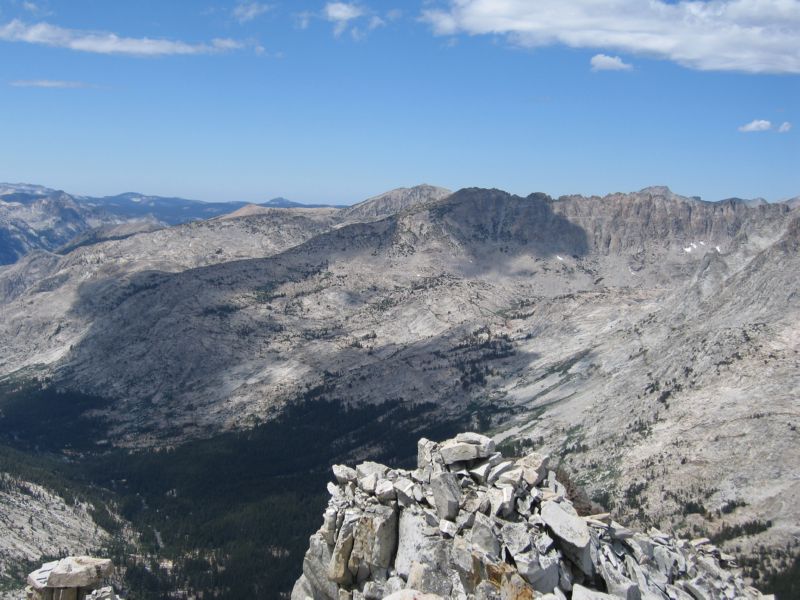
(211, 38, 244, 51)
(325, 3, 364, 22)
(233, 2, 272, 24)
(590, 54, 632, 71)
(421, 0, 800, 74)
(9, 79, 89, 88)
(368, 16, 386, 30)
(0, 19, 243, 56)
(21, 2, 52, 17)
(778, 121, 793, 133)
(738, 119, 772, 132)
(313, 3, 390, 38)
(294, 11, 313, 30)
(325, 2, 364, 36)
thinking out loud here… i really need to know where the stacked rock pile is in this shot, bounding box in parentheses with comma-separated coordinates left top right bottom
(292, 433, 770, 600)
(25, 557, 122, 600)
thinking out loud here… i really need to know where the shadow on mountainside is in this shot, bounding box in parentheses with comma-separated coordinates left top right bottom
(57, 188, 582, 419)
(430, 188, 590, 259)
(60, 244, 543, 441)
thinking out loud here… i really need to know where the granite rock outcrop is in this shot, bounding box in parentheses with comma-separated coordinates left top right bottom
(293, 434, 770, 600)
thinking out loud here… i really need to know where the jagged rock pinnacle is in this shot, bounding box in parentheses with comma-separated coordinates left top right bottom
(292, 433, 769, 600)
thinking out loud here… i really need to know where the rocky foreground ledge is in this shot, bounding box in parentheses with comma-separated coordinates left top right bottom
(26, 556, 122, 600)
(292, 433, 770, 600)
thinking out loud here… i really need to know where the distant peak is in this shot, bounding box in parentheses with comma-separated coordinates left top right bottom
(639, 185, 673, 196)
(341, 184, 452, 219)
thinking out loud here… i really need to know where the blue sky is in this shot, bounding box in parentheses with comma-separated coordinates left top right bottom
(0, 0, 798, 204)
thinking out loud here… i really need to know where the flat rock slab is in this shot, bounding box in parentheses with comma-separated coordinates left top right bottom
(540, 501, 593, 575)
(27, 560, 59, 591)
(439, 434, 495, 465)
(45, 557, 113, 589)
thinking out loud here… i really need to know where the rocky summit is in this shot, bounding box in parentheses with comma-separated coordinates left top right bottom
(293, 433, 769, 600)
(25, 556, 121, 600)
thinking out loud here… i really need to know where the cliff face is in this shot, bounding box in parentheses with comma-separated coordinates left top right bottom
(293, 433, 767, 600)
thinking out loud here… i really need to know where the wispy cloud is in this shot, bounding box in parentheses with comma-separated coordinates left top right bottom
(320, 3, 399, 38)
(21, 2, 52, 17)
(778, 122, 792, 133)
(0, 19, 244, 56)
(368, 16, 386, 30)
(294, 11, 313, 30)
(9, 79, 90, 88)
(210, 38, 244, 51)
(738, 119, 772, 132)
(590, 54, 632, 72)
(233, 2, 272, 24)
(325, 2, 364, 36)
(422, 0, 800, 74)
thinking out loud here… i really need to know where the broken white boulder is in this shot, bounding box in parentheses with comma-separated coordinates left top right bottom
(515, 550, 560, 593)
(328, 511, 358, 585)
(439, 434, 495, 465)
(496, 466, 524, 486)
(333, 464, 358, 484)
(487, 460, 515, 484)
(407, 560, 453, 597)
(358, 473, 378, 494)
(488, 484, 515, 517)
(45, 557, 113, 589)
(300, 533, 338, 600)
(439, 519, 458, 538)
(517, 452, 550, 487)
(395, 507, 447, 578)
(429, 471, 461, 521)
(27, 560, 59, 591)
(470, 512, 500, 559)
(500, 521, 531, 556)
(356, 461, 389, 480)
(375, 478, 397, 503)
(87, 587, 122, 600)
(347, 504, 398, 583)
(540, 501, 593, 576)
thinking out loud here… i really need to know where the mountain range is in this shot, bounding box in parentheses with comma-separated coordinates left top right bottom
(0, 183, 349, 265)
(0, 183, 797, 599)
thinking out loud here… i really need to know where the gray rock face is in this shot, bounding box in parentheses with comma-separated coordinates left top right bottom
(395, 507, 445, 578)
(293, 434, 767, 600)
